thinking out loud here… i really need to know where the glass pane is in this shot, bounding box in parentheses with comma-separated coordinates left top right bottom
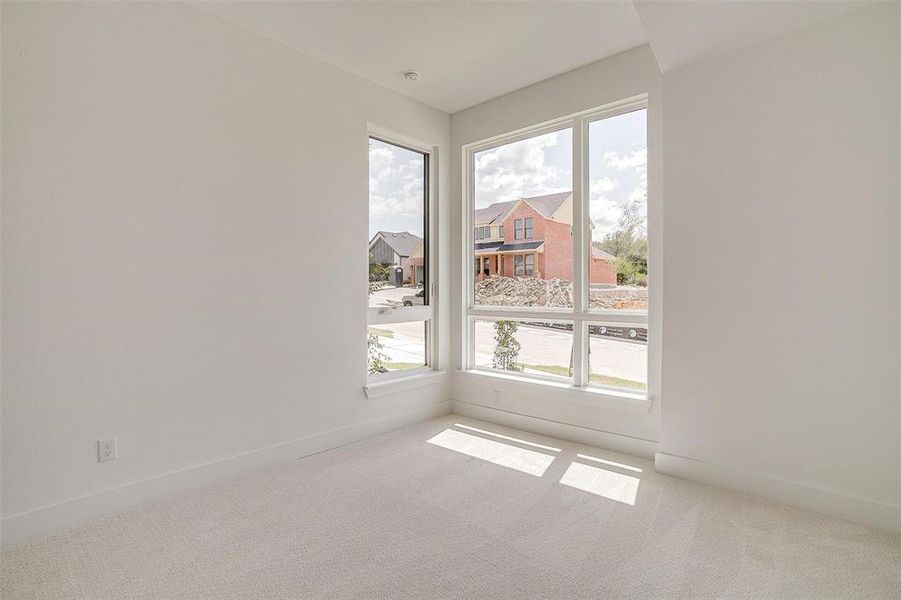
(588, 323, 647, 392)
(588, 109, 648, 313)
(473, 319, 573, 381)
(369, 138, 427, 309)
(473, 129, 573, 308)
(367, 321, 427, 374)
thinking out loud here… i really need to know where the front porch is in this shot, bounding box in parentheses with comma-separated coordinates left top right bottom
(474, 241, 545, 281)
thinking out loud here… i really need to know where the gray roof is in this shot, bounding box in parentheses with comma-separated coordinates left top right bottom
(497, 241, 544, 252)
(474, 241, 503, 252)
(591, 247, 617, 261)
(473, 191, 571, 224)
(522, 191, 571, 218)
(370, 231, 422, 257)
(473, 199, 518, 225)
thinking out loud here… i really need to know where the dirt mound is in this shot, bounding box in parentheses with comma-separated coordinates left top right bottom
(475, 276, 573, 307)
(474, 276, 647, 310)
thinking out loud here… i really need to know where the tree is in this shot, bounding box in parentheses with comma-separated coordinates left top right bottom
(369, 252, 391, 283)
(596, 199, 648, 286)
(367, 332, 389, 374)
(492, 320, 522, 371)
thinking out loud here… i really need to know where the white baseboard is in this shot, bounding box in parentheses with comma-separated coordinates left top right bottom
(451, 399, 658, 459)
(2, 400, 452, 546)
(655, 451, 901, 534)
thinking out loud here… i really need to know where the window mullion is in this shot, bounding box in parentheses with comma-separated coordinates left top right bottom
(572, 117, 587, 387)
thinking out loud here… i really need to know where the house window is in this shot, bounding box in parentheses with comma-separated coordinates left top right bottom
(499, 225, 505, 239)
(368, 136, 432, 380)
(512, 255, 534, 277)
(465, 97, 650, 396)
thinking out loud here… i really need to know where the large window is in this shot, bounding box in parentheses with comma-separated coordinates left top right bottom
(368, 136, 431, 380)
(465, 98, 649, 395)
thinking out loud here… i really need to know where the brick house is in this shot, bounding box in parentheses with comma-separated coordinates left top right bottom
(473, 191, 617, 285)
(408, 239, 425, 286)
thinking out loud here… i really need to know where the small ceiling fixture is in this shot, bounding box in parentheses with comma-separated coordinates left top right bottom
(403, 71, 420, 81)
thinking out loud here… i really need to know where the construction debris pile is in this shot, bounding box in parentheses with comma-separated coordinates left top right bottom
(474, 276, 647, 310)
(476, 276, 573, 307)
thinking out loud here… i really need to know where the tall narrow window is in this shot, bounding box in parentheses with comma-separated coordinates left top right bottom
(465, 98, 649, 396)
(368, 137, 431, 379)
(587, 107, 648, 392)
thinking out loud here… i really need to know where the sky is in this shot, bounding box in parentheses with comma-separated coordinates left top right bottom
(367, 108, 647, 242)
(474, 108, 647, 240)
(368, 138, 425, 240)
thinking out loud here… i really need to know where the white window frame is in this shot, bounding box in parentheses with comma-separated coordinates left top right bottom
(366, 128, 439, 387)
(461, 95, 650, 398)
(523, 217, 534, 239)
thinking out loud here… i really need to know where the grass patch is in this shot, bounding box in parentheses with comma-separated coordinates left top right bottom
(589, 373, 647, 391)
(521, 363, 646, 392)
(385, 362, 425, 371)
(367, 328, 395, 338)
(520, 363, 571, 378)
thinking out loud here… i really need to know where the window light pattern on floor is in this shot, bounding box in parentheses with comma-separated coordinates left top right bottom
(559, 461, 640, 505)
(427, 424, 643, 505)
(427, 427, 557, 476)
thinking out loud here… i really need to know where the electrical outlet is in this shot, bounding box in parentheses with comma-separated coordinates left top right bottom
(98, 437, 117, 463)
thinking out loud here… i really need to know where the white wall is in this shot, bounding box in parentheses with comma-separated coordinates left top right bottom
(450, 45, 663, 452)
(3, 0, 899, 545)
(1, 1, 451, 540)
(658, 3, 900, 531)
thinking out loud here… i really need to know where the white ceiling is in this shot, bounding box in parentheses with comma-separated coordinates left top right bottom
(194, 1, 648, 114)
(196, 1, 876, 114)
(633, 0, 872, 73)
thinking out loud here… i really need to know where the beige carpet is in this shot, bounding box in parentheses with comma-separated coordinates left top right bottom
(3, 415, 900, 599)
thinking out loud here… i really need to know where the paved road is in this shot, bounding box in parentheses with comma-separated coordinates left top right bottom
(369, 285, 420, 308)
(472, 321, 646, 383)
(370, 320, 646, 384)
(369, 321, 427, 367)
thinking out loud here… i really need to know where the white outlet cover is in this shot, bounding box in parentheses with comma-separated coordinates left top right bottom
(98, 438, 118, 462)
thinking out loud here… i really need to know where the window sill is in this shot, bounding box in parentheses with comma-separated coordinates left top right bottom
(364, 370, 446, 399)
(456, 369, 653, 414)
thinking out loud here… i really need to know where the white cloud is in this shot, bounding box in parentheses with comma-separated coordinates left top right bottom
(591, 177, 617, 195)
(589, 197, 622, 238)
(368, 142, 424, 222)
(474, 132, 569, 207)
(629, 176, 648, 205)
(587, 177, 622, 237)
(604, 148, 646, 171)
(369, 145, 395, 180)
(604, 148, 648, 207)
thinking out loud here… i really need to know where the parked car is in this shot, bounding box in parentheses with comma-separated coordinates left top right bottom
(402, 289, 425, 306)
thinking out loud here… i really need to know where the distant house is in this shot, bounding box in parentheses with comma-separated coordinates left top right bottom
(368, 231, 422, 283)
(473, 191, 616, 285)
(408, 240, 425, 286)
